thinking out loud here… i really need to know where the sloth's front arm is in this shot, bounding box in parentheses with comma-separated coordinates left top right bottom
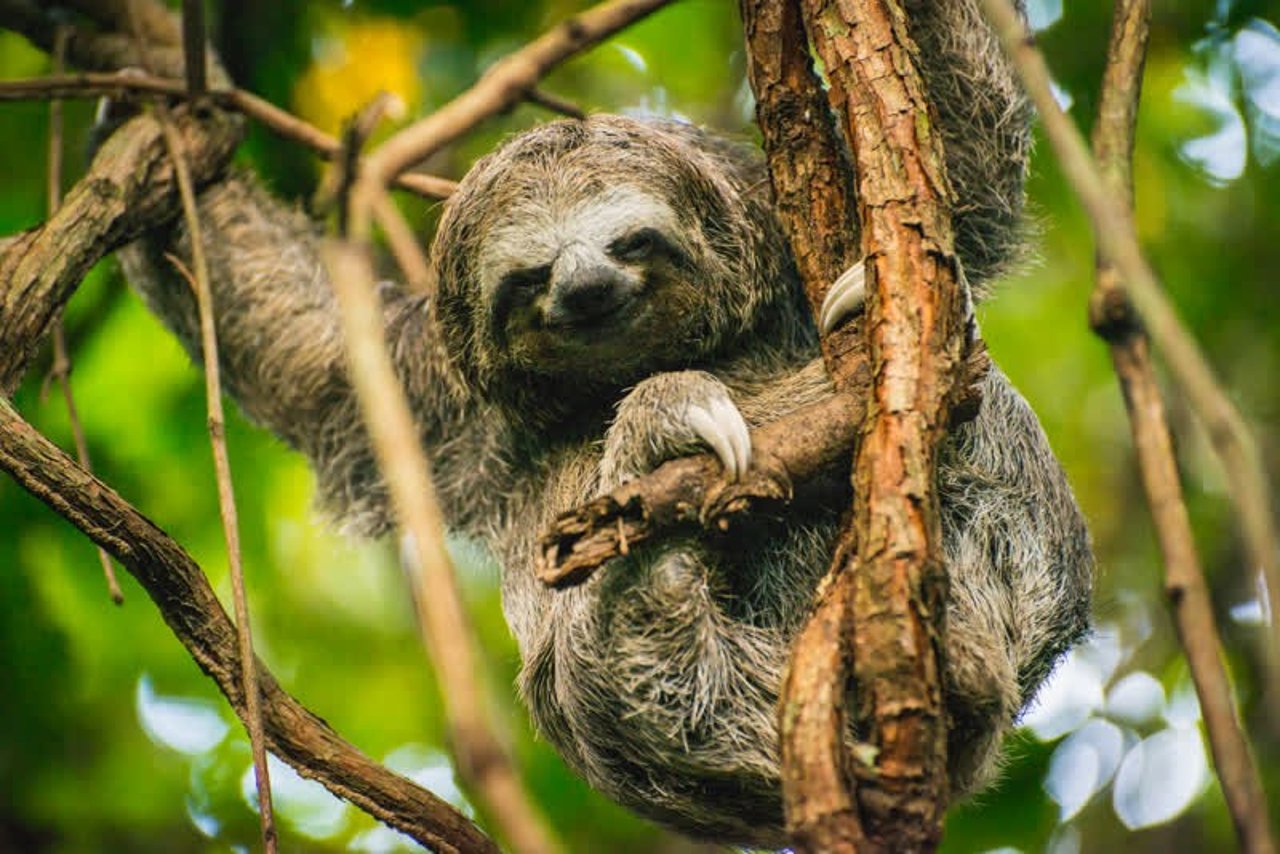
(118, 176, 489, 535)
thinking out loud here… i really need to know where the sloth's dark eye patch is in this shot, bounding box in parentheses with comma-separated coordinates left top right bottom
(492, 263, 552, 342)
(498, 264, 552, 295)
(609, 227, 682, 265)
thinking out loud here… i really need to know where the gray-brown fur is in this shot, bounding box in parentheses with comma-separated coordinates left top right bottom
(115, 3, 1089, 846)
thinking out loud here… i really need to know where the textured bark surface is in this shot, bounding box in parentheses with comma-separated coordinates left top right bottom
(808, 2, 967, 846)
(739, 3, 869, 846)
(743, 0, 971, 849)
(739, 0, 863, 377)
(0, 108, 240, 395)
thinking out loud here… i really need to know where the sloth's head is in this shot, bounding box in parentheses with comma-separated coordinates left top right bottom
(432, 115, 805, 395)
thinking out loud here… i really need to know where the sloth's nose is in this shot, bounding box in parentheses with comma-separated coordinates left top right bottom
(545, 265, 632, 326)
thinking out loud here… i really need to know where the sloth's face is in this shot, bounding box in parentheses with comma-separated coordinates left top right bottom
(478, 185, 705, 383)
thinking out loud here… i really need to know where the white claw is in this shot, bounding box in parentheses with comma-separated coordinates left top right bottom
(685, 396, 752, 480)
(820, 261, 867, 335)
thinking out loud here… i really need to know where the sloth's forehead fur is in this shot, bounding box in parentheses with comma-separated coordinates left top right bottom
(477, 185, 682, 289)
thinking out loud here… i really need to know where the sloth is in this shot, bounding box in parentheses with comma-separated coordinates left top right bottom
(115, 1, 1090, 846)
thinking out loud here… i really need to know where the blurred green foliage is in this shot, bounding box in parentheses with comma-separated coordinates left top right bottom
(1, 1, 1278, 852)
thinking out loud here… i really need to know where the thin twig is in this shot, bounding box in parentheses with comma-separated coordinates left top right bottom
(0, 74, 457, 199)
(40, 25, 125, 605)
(159, 111, 279, 854)
(1088, 2, 1274, 851)
(323, 92, 404, 236)
(525, 87, 585, 119)
(123, 0, 275, 846)
(978, 0, 1280, 692)
(167, 249, 278, 852)
(372, 191, 433, 294)
(324, 112, 559, 854)
(178, 0, 205, 96)
(311, 7, 679, 843)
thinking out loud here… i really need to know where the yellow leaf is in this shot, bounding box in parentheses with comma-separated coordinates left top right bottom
(293, 17, 425, 137)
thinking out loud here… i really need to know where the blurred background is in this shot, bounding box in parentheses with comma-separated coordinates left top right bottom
(1, 0, 1278, 851)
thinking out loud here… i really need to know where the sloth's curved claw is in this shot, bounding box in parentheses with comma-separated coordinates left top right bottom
(820, 260, 867, 335)
(685, 395, 752, 481)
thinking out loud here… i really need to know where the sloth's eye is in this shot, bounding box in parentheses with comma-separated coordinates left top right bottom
(498, 264, 552, 295)
(492, 264, 552, 341)
(609, 228, 662, 263)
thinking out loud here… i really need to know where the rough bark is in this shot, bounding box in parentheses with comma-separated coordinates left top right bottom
(0, 108, 240, 395)
(742, 0, 972, 849)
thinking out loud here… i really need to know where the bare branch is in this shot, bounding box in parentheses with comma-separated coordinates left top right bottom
(310, 5, 685, 841)
(323, 108, 558, 850)
(978, 0, 1280, 689)
(525, 87, 586, 119)
(0, 107, 241, 395)
(537, 344, 988, 585)
(322, 242, 562, 854)
(372, 191, 433, 294)
(738, 3, 867, 844)
(0, 74, 457, 199)
(0, 397, 496, 854)
(743, 0, 978, 847)
(1087, 3, 1275, 852)
(799, 1, 970, 847)
(124, 0, 276, 842)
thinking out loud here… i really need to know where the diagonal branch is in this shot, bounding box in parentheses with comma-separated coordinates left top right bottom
(0, 396, 496, 853)
(0, 73, 457, 200)
(1087, 2, 1274, 852)
(313, 1, 684, 843)
(978, 0, 1280, 697)
(0, 107, 241, 395)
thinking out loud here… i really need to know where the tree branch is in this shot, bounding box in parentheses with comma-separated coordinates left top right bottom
(738, 3, 870, 846)
(537, 345, 987, 584)
(322, 238, 561, 854)
(320, 79, 560, 854)
(1087, 2, 1274, 852)
(0, 397, 496, 853)
(0, 73, 458, 200)
(978, 0, 1280, 697)
(40, 23, 125, 604)
(799, 1, 970, 847)
(0, 107, 241, 395)
(1, 1, 677, 849)
(305, 1, 687, 839)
